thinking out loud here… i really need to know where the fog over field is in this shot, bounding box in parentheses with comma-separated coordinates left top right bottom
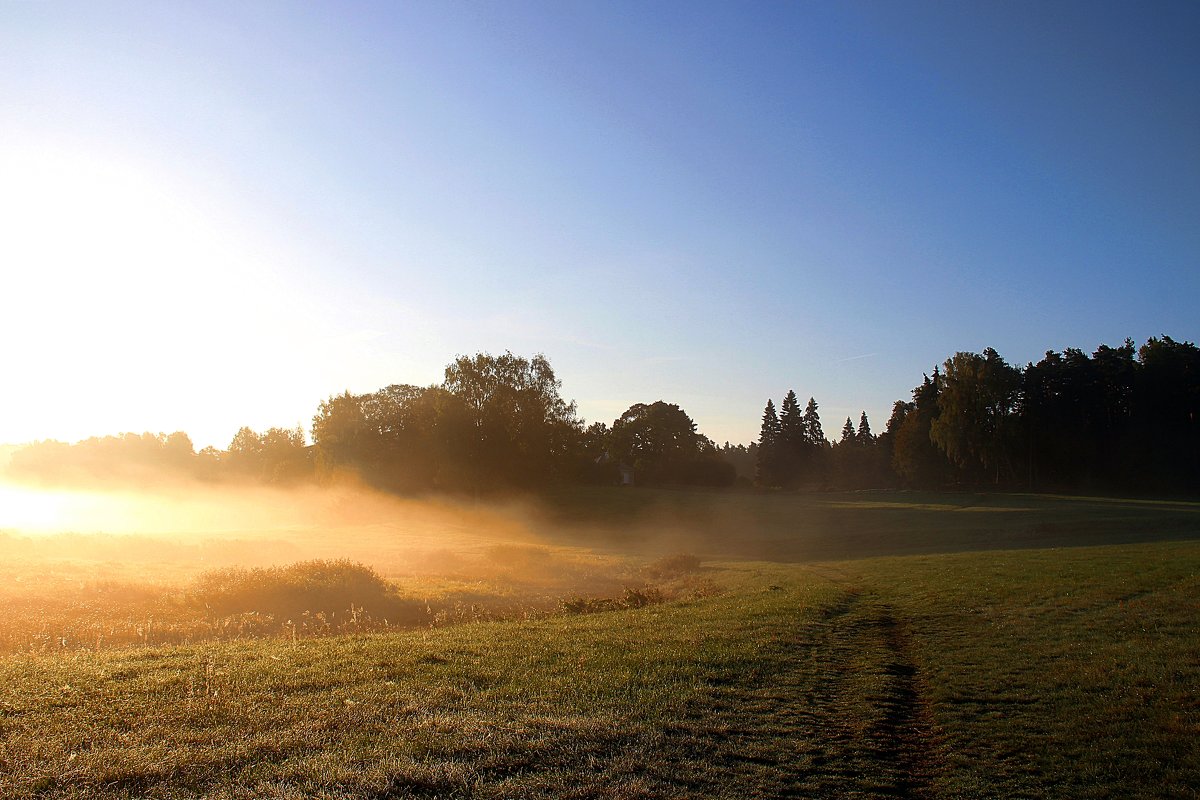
(1, 481, 1196, 798)
(2, 0, 1197, 795)
(0, 477, 569, 583)
(0, 474, 734, 656)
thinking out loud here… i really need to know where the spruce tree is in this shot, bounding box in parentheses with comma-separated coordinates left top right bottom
(857, 411, 873, 444)
(802, 397, 824, 445)
(841, 417, 856, 444)
(755, 399, 783, 487)
(778, 390, 803, 485)
(797, 397, 827, 486)
(779, 391, 803, 446)
(892, 370, 949, 488)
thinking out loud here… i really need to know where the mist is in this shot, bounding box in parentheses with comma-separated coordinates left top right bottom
(0, 474, 725, 654)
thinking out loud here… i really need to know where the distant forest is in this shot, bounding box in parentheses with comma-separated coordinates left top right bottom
(6, 336, 1199, 497)
(751, 335, 1200, 496)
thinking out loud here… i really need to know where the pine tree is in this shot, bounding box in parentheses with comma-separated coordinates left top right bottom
(759, 399, 782, 447)
(802, 397, 824, 445)
(755, 399, 783, 487)
(857, 411, 874, 445)
(778, 390, 803, 485)
(779, 390, 803, 447)
(796, 397, 828, 486)
(841, 417, 856, 444)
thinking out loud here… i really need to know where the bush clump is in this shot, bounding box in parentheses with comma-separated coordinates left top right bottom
(190, 559, 421, 629)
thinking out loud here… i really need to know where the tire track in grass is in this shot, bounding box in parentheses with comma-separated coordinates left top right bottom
(656, 584, 942, 798)
(776, 586, 940, 798)
(801, 565, 942, 796)
(794, 588, 936, 798)
(866, 608, 939, 798)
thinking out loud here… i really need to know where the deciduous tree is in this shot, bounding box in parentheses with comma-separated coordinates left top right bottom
(930, 349, 1020, 484)
(610, 401, 731, 486)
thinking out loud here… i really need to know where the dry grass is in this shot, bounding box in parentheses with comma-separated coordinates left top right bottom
(0, 531, 706, 653)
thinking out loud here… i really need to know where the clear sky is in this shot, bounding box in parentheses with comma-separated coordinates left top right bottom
(2, 1, 1197, 449)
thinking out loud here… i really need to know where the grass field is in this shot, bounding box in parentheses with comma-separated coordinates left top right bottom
(0, 488, 1197, 798)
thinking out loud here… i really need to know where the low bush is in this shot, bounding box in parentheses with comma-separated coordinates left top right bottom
(189, 560, 423, 630)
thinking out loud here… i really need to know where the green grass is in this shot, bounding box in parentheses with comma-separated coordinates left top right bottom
(1, 489, 1197, 797)
(0, 564, 828, 798)
(853, 543, 1200, 798)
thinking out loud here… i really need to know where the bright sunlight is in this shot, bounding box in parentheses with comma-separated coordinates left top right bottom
(0, 144, 317, 447)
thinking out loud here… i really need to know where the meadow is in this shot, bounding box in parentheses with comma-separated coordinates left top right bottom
(0, 487, 1196, 798)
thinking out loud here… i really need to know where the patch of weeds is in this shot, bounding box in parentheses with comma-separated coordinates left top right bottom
(642, 553, 703, 580)
(561, 587, 665, 615)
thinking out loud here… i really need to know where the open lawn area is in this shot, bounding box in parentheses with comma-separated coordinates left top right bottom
(0, 489, 1197, 798)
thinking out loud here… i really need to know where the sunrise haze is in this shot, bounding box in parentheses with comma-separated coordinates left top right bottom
(2, 1, 1197, 449)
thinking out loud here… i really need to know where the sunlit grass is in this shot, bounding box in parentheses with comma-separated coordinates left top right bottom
(2, 541, 1196, 797)
(3, 562, 827, 798)
(0, 530, 689, 653)
(852, 542, 1200, 798)
(0, 489, 1196, 796)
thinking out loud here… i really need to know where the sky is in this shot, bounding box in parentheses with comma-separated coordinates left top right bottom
(1, 1, 1197, 450)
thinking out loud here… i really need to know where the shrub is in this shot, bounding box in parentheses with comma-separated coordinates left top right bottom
(620, 586, 663, 608)
(190, 559, 422, 628)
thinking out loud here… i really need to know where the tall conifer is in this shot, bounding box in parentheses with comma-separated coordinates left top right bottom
(756, 399, 783, 487)
(857, 411, 873, 444)
(802, 397, 825, 445)
(779, 391, 803, 447)
(778, 390, 803, 485)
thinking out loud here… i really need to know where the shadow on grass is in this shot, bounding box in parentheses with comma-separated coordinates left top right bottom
(530, 487, 1200, 562)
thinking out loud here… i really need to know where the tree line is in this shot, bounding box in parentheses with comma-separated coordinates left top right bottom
(7, 335, 1197, 497)
(5, 352, 734, 493)
(754, 335, 1200, 495)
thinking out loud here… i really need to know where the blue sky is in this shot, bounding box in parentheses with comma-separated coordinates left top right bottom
(1, 1, 1197, 449)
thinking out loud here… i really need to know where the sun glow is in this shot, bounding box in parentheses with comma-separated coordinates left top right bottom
(0, 483, 79, 533)
(0, 478, 321, 537)
(0, 481, 172, 536)
(0, 479, 349, 538)
(0, 143, 321, 447)
(0, 477, 542, 580)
